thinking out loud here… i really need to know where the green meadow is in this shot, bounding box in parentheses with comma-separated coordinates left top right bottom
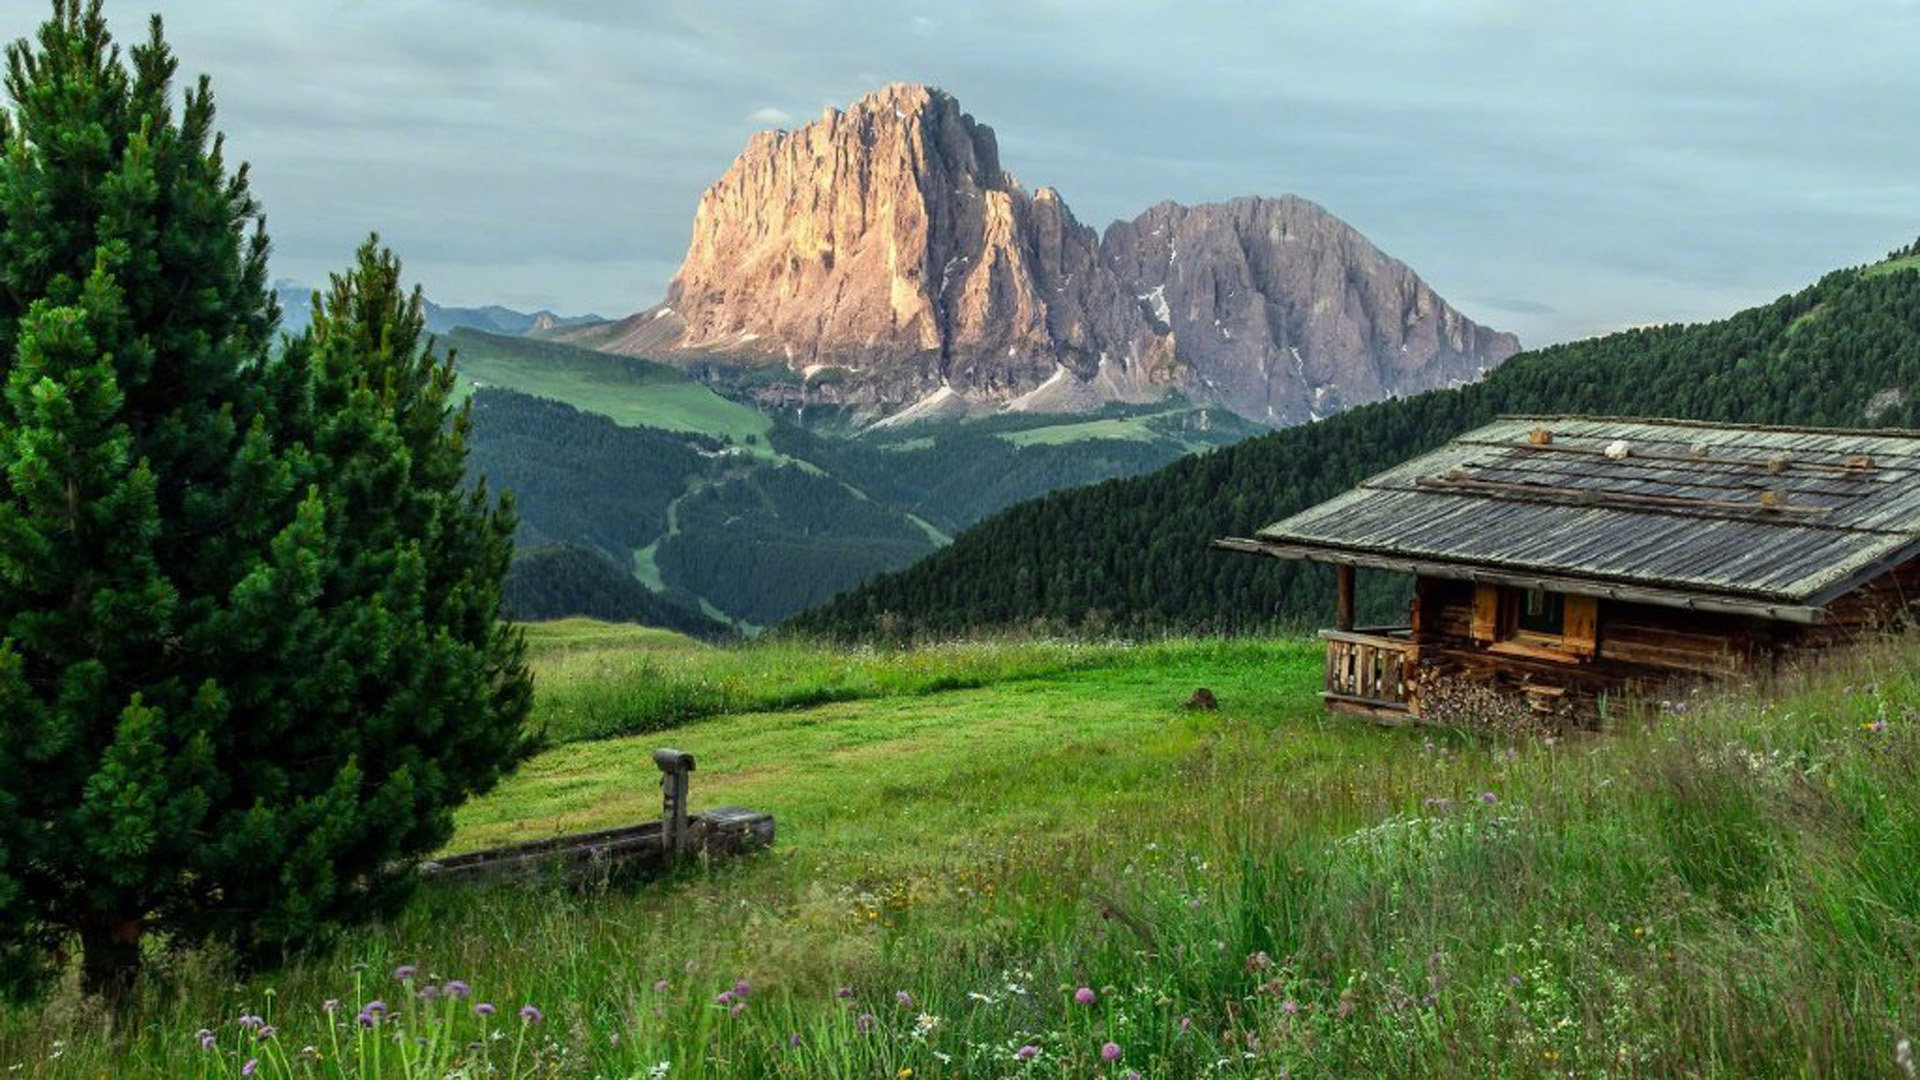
(5, 623, 1918, 1077)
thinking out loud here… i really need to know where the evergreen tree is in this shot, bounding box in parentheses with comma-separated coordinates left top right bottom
(0, 3, 532, 1001)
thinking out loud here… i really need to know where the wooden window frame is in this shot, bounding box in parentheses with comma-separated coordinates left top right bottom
(1472, 584, 1598, 661)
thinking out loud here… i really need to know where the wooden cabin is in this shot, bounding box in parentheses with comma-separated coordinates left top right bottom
(1216, 416, 1920, 724)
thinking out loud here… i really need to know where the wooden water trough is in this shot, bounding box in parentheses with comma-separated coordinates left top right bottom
(419, 749, 774, 885)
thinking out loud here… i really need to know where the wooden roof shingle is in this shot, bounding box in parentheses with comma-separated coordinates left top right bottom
(1217, 416, 1920, 622)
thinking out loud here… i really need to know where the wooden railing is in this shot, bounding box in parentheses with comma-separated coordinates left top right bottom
(1320, 627, 1415, 715)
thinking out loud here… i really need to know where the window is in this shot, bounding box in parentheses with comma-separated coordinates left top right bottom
(1515, 589, 1565, 636)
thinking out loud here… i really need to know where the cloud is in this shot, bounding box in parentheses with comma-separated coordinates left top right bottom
(75, 0, 1920, 341)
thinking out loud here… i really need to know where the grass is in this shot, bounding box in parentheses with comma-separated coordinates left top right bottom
(448, 329, 774, 445)
(6, 625, 1920, 1077)
(1865, 252, 1920, 278)
(998, 409, 1205, 449)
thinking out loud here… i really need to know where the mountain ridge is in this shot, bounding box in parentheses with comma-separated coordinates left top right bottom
(789, 255, 1920, 636)
(553, 83, 1518, 427)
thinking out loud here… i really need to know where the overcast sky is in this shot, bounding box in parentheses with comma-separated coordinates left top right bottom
(65, 1, 1920, 346)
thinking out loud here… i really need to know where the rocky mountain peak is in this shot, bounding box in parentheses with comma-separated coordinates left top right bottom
(566, 86, 1517, 426)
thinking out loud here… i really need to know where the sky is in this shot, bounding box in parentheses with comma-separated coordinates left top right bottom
(68, 0, 1920, 347)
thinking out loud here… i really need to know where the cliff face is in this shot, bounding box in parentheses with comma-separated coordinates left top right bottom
(570, 83, 1516, 425)
(1103, 196, 1520, 424)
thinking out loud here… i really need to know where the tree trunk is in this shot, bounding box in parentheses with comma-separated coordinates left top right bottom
(78, 912, 143, 1007)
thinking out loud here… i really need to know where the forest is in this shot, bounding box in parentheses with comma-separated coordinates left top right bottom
(791, 260, 1920, 637)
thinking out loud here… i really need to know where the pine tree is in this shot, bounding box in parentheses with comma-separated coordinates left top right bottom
(0, 3, 531, 1002)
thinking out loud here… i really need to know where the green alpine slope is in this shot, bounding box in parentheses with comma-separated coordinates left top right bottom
(791, 255, 1920, 637)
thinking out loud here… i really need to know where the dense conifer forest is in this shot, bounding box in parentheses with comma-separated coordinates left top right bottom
(792, 262, 1920, 637)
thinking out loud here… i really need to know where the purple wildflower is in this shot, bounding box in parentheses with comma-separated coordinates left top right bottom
(196, 1029, 215, 1052)
(366, 1000, 387, 1015)
(356, 1011, 377, 1029)
(242, 1060, 257, 1078)
(1101, 1041, 1122, 1062)
(789, 1033, 802, 1048)
(729, 1001, 747, 1017)
(1479, 791, 1498, 804)
(257, 1025, 275, 1040)
(1074, 986, 1096, 1005)
(716, 990, 735, 1005)
(474, 1002, 496, 1018)
(418, 984, 441, 1001)
(444, 980, 471, 999)
(519, 1005, 543, 1023)
(1336, 998, 1356, 1020)
(393, 964, 418, 983)
(1015, 1045, 1039, 1060)
(237, 1014, 264, 1031)
(1179, 1017, 1193, 1033)
(836, 986, 855, 999)
(654, 979, 670, 993)
(1126, 1073, 1143, 1080)
(1281, 999, 1299, 1016)
(855, 1013, 877, 1034)
(895, 989, 913, 1007)
(733, 979, 752, 997)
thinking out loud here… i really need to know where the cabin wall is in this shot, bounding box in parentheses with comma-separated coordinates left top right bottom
(1410, 577, 1775, 713)
(1390, 561, 1920, 723)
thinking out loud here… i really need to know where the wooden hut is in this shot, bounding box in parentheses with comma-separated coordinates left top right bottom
(1216, 416, 1920, 723)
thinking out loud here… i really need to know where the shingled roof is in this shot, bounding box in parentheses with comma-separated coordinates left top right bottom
(1216, 416, 1920, 623)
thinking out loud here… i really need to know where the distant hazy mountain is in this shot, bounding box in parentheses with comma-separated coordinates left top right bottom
(554, 83, 1517, 427)
(274, 279, 602, 338)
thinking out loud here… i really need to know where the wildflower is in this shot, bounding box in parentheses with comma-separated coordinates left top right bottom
(897, 1070, 912, 1078)
(196, 1029, 215, 1052)
(715, 990, 736, 1005)
(322, 999, 339, 1014)
(729, 1001, 747, 1017)
(1074, 987, 1096, 1005)
(1479, 791, 1498, 804)
(1015, 1044, 1040, 1060)
(242, 1060, 258, 1077)
(444, 980, 471, 999)
(835, 986, 854, 999)
(1179, 1017, 1193, 1033)
(856, 1013, 877, 1034)
(393, 964, 418, 983)
(654, 979, 670, 993)
(1102, 1041, 1122, 1062)
(1895, 1037, 1912, 1078)
(789, 1034, 802, 1048)
(257, 1025, 275, 1040)
(1245, 951, 1272, 972)
(648, 1063, 672, 1080)
(733, 979, 752, 997)
(913, 1012, 941, 1035)
(1126, 1073, 1142, 1080)
(1281, 999, 1299, 1016)
(355, 1011, 377, 1029)
(418, 984, 441, 1001)
(366, 1000, 387, 1015)
(895, 989, 913, 1007)
(1335, 998, 1355, 1020)
(519, 1005, 543, 1023)
(238, 1014, 265, 1032)
(474, 1002, 496, 1018)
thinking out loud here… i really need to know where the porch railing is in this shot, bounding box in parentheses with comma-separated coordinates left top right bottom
(1320, 627, 1415, 713)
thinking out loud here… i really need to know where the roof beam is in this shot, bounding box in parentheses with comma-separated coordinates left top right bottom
(1212, 537, 1829, 624)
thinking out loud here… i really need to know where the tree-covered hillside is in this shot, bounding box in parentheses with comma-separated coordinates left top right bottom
(791, 261, 1920, 637)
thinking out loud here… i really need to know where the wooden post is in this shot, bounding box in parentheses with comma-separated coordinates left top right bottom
(1335, 564, 1355, 631)
(653, 748, 695, 855)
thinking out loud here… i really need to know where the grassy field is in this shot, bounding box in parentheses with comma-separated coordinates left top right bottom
(449, 329, 774, 445)
(5, 625, 1919, 1077)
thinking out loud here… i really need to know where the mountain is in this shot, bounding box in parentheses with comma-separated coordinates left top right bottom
(454, 331, 1263, 628)
(553, 83, 1517, 427)
(501, 543, 731, 638)
(274, 280, 601, 339)
(789, 254, 1920, 637)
